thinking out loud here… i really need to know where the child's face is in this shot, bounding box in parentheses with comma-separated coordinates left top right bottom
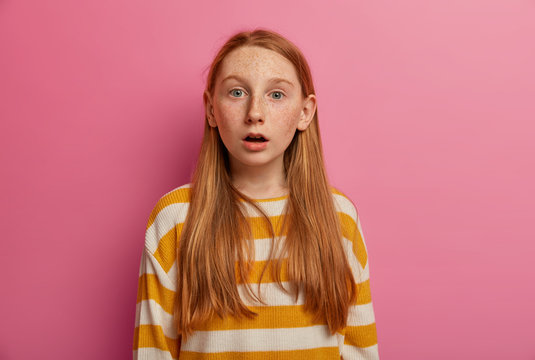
(205, 45, 316, 175)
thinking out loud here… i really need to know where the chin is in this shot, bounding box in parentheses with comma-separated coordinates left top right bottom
(232, 156, 276, 168)
(241, 159, 273, 167)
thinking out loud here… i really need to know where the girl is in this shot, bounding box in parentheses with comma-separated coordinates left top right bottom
(133, 29, 379, 359)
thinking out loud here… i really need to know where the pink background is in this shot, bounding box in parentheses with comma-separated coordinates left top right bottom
(1, 0, 534, 359)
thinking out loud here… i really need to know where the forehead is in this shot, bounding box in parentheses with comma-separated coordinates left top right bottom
(217, 45, 299, 82)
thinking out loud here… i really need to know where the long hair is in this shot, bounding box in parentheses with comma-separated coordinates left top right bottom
(176, 28, 357, 341)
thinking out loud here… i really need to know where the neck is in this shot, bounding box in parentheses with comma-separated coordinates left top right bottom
(229, 157, 288, 200)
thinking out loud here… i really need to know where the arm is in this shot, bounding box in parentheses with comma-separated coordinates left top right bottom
(339, 205, 379, 359)
(133, 198, 181, 359)
(133, 247, 180, 359)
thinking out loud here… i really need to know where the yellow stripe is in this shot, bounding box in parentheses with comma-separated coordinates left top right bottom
(344, 323, 378, 348)
(248, 214, 288, 238)
(137, 273, 175, 314)
(153, 223, 181, 273)
(133, 324, 179, 358)
(152, 216, 286, 273)
(355, 279, 372, 305)
(146, 187, 191, 229)
(179, 347, 339, 360)
(241, 194, 289, 202)
(339, 212, 367, 268)
(236, 259, 289, 284)
(331, 186, 345, 197)
(195, 305, 322, 331)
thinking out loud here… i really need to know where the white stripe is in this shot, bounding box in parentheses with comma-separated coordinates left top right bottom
(240, 192, 357, 219)
(181, 325, 338, 353)
(332, 193, 357, 220)
(336, 332, 345, 356)
(133, 347, 176, 360)
(136, 299, 178, 339)
(240, 198, 288, 217)
(145, 202, 189, 253)
(253, 236, 286, 261)
(340, 343, 379, 360)
(355, 214, 369, 255)
(346, 303, 376, 326)
(254, 237, 274, 261)
(238, 281, 305, 306)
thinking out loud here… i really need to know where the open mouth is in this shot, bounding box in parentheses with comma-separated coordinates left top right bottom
(244, 136, 267, 142)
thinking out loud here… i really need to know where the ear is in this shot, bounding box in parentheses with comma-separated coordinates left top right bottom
(296, 94, 317, 131)
(203, 90, 217, 128)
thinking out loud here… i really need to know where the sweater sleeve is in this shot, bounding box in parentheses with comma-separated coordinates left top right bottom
(133, 199, 181, 359)
(339, 206, 380, 359)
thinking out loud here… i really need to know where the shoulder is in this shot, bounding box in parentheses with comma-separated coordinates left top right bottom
(330, 185, 359, 224)
(144, 183, 192, 253)
(330, 186, 370, 271)
(146, 183, 191, 228)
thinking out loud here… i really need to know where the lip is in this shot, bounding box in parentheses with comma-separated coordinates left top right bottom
(242, 133, 269, 151)
(242, 139, 268, 151)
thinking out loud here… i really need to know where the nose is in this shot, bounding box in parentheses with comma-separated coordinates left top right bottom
(246, 94, 264, 124)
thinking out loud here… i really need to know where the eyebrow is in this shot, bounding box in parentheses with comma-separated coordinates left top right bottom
(221, 74, 294, 88)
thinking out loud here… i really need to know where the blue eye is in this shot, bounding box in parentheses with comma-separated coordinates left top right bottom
(271, 91, 284, 100)
(230, 89, 244, 97)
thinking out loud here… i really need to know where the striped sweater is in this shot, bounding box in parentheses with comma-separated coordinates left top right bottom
(133, 183, 379, 359)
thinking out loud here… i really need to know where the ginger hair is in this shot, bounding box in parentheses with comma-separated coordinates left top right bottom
(176, 28, 357, 341)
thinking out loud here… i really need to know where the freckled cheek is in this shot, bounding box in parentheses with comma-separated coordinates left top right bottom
(215, 102, 246, 125)
(279, 108, 302, 137)
(214, 104, 244, 141)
